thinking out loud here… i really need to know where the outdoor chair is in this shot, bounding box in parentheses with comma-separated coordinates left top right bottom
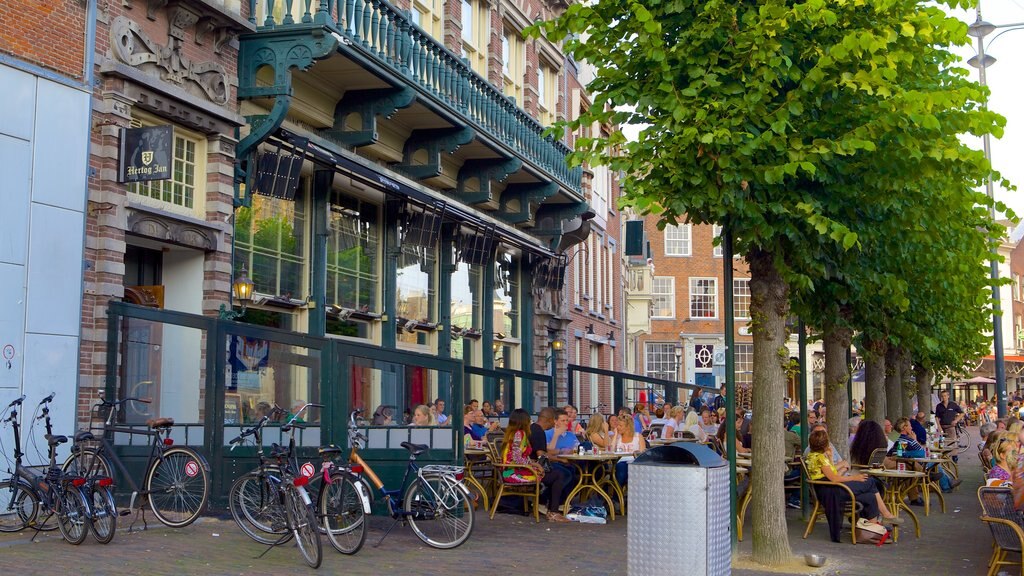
(801, 457, 861, 544)
(487, 441, 542, 523)
(981, 450, 993, 475)
(978, 486, 1024, 576)
(645, 423, 664, 440)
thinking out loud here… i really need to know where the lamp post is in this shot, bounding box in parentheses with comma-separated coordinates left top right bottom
(967, 7, 1024, 418)
(219, 265, 255, 320)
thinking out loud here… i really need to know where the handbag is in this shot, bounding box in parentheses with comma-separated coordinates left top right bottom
(854, 518, 890, 546)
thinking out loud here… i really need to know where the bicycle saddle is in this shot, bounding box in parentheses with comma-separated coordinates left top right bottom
(146, 417, 174, 429)
(74, 430, 95, 442)
(45, 434, 68, 446)
(400, 442, 428, 456)
(318, 445, 343, 458)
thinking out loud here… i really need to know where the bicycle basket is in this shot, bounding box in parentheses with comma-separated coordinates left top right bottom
(419, 465, 464, 478)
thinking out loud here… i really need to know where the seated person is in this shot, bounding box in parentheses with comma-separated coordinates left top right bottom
(370, 404, 394, 426)
(662, 406, 685, 439)
(586, 413, 611, 452)
(803, 423, 849, 474)
(806, 429, 903, 529)
(529, 407, 572, 522)
(716, 413, 751, 455)
(988, 433, 1017, 486)
(700, 408, 719, 436)
(612, 414, 646, 486)
(500, 409, 543, 484)
(545, 408, 580, 454)
(888, 417, 960, 493)
(883, 419, 899, 443)
(849, 420, 888, 468)
(411, 404, 436, 426)
(681, 411, 707, 442)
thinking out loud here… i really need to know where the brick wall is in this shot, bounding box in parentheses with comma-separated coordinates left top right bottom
(0, 0, 87, 80)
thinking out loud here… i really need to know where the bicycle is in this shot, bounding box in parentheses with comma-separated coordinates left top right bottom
(0, 394, 95, 544)
(228, 404, 370, 556)
(346, 409, 474, 549)
(62, 396, 210, 529)
(227, 403, 325, 568)
(954, 418, 971, 454)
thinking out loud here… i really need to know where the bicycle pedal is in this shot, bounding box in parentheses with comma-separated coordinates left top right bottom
(119, 510, 132, 517)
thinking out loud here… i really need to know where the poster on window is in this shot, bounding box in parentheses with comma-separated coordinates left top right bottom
(119, 125, 172, 183)
(228, 335, 269, 392)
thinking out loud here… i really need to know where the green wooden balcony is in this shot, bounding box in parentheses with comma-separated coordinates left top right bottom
(244, 0, 583, 199)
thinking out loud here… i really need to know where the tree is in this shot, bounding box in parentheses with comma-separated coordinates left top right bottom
(535, 0, 1003, 566)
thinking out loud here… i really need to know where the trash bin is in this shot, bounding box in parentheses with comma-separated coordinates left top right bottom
(627, 443, 730, 576)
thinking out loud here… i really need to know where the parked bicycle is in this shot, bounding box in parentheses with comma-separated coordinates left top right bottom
(227, 403, 327, 568)
(229, 403, 371, 557)
(62, 396, 210, 529)
(347, 409, 474, 549)
(0, 394, 96, 544)
(954, 418, 971, 454)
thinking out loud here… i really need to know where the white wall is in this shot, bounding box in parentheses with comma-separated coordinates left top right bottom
(0, 64, 90, 456)
(159, 249, 205, 422)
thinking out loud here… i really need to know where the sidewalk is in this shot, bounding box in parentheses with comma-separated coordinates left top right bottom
(0, 434, 996, 575)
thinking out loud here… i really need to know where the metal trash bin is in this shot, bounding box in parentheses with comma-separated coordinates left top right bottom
(628, 443, 730, 576)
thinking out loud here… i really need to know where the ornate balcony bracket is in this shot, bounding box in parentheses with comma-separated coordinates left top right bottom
(455, 157, 522, 207)
(530, 201, 594, 252)
(323, 87, 416, 147)
(235, 26, 338, 201)
(497, 182, 558, 225)
(394, 126, 475, 180)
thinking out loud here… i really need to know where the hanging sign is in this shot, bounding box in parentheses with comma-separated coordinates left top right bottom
(119, 125, 172, 183)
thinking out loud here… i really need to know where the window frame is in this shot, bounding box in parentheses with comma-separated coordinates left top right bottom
(733, 278, 751, 320)
(127, 114, 207, 219)
(664, 224, 692, 257)
(651, 276, 675, 319)
(502, 26, 525, 105)
(461, 0, 489, 76)
(689, 277, 718, 320)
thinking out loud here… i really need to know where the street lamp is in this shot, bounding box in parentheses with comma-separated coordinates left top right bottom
(674, 344, 683, 382)
(219, 265, 255, 320)
(966, 6, 1024, 418)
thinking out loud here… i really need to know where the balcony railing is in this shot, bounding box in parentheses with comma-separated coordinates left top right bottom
(249, 0, 583, 195)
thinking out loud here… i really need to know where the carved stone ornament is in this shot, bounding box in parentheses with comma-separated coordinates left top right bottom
(127, 210, 218, 252)
(111, 15, 229, 105)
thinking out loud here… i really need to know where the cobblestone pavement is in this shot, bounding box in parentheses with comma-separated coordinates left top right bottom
(0, 431, 996, 576)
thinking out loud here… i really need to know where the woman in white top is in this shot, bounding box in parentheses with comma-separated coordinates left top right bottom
(682, 410, 708, 442)
(661, 405, 685, 439)
(613, 416, 646, 486)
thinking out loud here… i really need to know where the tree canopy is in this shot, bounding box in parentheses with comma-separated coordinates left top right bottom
(535, 0, 1007, 565)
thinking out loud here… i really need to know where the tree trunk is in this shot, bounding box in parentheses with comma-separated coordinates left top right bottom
(823, 326, 852, 462)
(747, 249, 793, 566)
(885, 344, 902, 422)
(901, 351, 915, 418)
(863, 337, 886, 425)
(916, 364, 934, 419)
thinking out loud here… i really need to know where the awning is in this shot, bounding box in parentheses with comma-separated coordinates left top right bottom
(983, 355, 1024, 362)
(964, 376, 997, 384)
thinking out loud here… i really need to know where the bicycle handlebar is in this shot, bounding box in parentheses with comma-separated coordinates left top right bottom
(38, 393, 55, 405)
(8, 395, 25, 408)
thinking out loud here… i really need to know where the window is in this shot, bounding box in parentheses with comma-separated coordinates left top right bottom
(326, 194, 379, 339)
(733, 278, 751, 320)
(538, 62, 557, 125)
(664, 224, 691, 256)
(595, 235, 603, 312)
(410, 0, 441, 39)
(713, 225, 723, 258)
(645, 342, 678, 381)
(606, 242, 615, 320)
(689, 277, 717, 319)
(588, 235, 598, 312)
(128, 118, 206, 217)
(1017, 314, 1023, 350)
(592, 164, 609, 217)
(502, 28, 524, 105)
(461, 0, 488, 76)
(652, 277, 675, 318)
(735, 344, 753, 376)
(1015, 273, 1023, 301)
(234, 183, 307, 300)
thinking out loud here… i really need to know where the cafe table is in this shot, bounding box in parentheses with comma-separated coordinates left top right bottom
(866, 468, 925, 542)
(896, 456, 949, 516)
(463, 447, 491, 511)
(562, 452, 628, 520)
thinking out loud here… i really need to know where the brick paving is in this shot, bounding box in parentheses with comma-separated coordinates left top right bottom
(0, 432, 998, 575)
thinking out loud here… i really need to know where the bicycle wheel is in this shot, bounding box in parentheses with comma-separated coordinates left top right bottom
(404, 476, 474, 549)
(145, 447, 209, 527)
(288, 487, 322, 569)
(56, 487, 91, 545)
(63, 447, 113, 479)
(229, 469, 290, 545)
(90, 485, 117, 544)
(319, 472, 367, 555)
(0, 480, 38, 532)
(957, 424, 971, 453)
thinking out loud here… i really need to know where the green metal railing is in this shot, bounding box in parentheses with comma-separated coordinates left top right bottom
(464, 365, 554, 414)
(247, 0, 583, 195)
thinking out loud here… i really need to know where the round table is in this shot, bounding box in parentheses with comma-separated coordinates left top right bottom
(561, 452, 628, 520)
(896, 456, 950, 516)
(866, 468, 925, 541)
(463, 447, 491, 511)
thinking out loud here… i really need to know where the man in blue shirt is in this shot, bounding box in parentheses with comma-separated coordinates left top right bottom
(911, 412, 929, 444)
(545, 409, 580, 454)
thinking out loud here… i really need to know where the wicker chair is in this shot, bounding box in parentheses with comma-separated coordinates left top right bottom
(487, 441, 542, 523)
(980, 450, 993, 475)
(801, 457, 860, 544)
(978, 486, 1024, 576)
